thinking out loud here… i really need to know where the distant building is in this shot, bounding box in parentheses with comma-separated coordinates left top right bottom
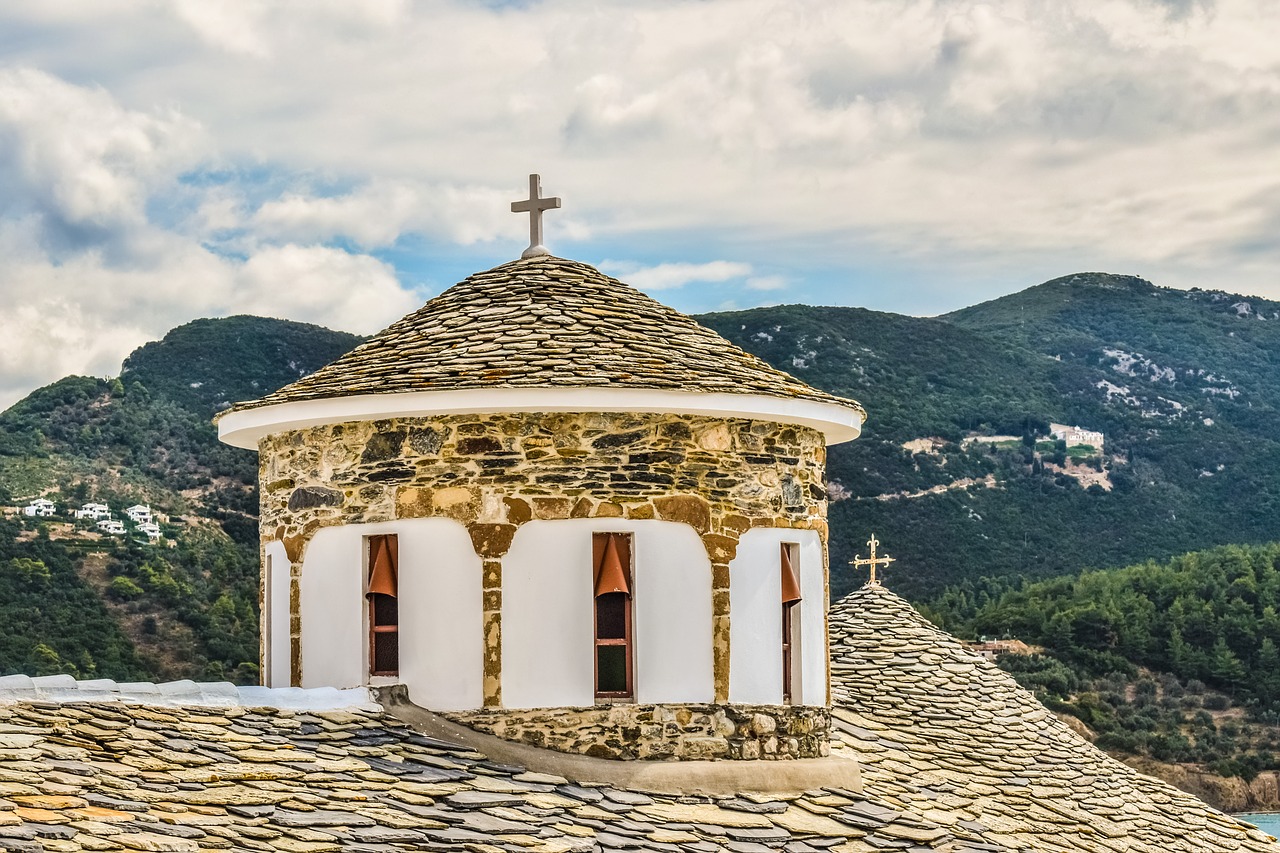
(902, 437, 946, 454)
(137, 522, 162, 541)
(96, 519, 125, 535)
(23, 499, 55, 518)
(75, 503, 111, 520)
(969, 638, 1036, 660)
(125, 504, 152, 524)
(1050, 423, 1104, 449)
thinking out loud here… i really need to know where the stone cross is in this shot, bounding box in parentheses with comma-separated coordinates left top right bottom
(851, 534, 895, 586)
(510, 173, 561, 259)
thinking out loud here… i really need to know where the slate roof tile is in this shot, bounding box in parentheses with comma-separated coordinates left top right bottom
(0, 585, 1276, 850)
(0, 702, 962, 852)
(828, 584, 1280, 852)
(225, 255, 863, 416)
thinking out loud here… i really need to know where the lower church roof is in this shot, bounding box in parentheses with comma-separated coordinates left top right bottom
(0, 586, 1274, 852)
(829, 584, 1277, 851)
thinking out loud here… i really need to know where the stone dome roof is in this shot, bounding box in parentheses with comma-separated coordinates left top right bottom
(828, 583, 1277, 852)
(226, 255, 863, 416)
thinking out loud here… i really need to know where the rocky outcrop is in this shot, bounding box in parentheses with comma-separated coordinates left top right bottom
(1124, 758, 1280, 815)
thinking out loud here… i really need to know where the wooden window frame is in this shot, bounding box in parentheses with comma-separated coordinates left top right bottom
(367, 534, 399, 678)
(781, 542, 800, 704)
(593, 532, 634, 701)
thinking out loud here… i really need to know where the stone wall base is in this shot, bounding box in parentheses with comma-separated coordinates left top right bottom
(442, 703, 830, 761)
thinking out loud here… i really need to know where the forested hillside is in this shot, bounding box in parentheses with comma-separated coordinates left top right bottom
(700, 274, 1280, 600)
(927, 543, 1280, 786)
(0, 316, 360, 682)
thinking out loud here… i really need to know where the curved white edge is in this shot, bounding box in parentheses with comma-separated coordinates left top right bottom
(217, 388, 863, 450)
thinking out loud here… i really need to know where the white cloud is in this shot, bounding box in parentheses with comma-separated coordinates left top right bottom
(746, 275, 787, 292)
(598, 260, 753, 292)
(250, 181, 516, 248)
(0, 66, 422, 410)
(0, 67, 205, 237)
(168, 0, 409, 58)
(0, 233, 415, 410)
(232, 244, 415, 332)
(3, 0, 1280, 401)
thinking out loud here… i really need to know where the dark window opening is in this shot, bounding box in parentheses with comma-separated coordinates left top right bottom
(593, 532, 633, 700)
(595, 592, 628, 640)
(368, 534, 399, 677)
(596, 640, 629, 695)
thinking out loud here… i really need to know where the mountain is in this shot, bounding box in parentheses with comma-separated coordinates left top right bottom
(2, 272, 1279, 682)
(0, 316, 361, 682)
(700, 274, 1280, 601)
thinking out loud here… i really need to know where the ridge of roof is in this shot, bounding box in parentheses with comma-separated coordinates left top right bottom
(224, 254, 864, 417)
(828, 583, 1278, 852)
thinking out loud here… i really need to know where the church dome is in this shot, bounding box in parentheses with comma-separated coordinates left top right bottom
(217, 255, 865, 448)
(228, 246, 858, 760)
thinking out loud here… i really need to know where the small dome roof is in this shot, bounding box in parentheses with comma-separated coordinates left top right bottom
(218, 256, 865, 448)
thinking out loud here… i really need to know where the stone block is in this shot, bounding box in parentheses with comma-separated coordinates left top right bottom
(469, 524, 517, 558)
(287, 487, 343, 511)
(653, 495, 711, 534)
(696, 424, 733, 451)
(432, 486, 479, 522)
(503, 497, 532, 524)
(456, 436, 502, 455)
(703, 533, 739, 564)
(362, 429, 407, 463)
(533, 497, 573, 519)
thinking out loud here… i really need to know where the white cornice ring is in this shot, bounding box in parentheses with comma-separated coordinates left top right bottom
(217, 387, 863, 450)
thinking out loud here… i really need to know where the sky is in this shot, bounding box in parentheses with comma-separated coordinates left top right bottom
(0, 0, 1278, 410)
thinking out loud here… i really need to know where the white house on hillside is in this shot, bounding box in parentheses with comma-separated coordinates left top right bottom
(126, 505, 152, 524)
(1050, 423, 1105, 449)
(96, 519, 125, 535)
(76, 503, 111, 520)
(23, 499, 55, 518)
(137, 522, 162, 541)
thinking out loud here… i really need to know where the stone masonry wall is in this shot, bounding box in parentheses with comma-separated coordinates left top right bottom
(443, 703, 831, 761)
(259, 411, 830, 708)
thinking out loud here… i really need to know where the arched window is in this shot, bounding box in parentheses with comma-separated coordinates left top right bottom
(593, 532, 633, 700)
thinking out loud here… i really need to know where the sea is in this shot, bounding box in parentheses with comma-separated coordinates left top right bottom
(1238, 813, 1280, 835)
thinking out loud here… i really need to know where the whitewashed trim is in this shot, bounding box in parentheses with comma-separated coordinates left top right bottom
(0, 673, 377, 710)
(218, 388, 863, 449)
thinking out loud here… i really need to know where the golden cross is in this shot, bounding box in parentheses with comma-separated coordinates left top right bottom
(850, 533, 895, 586)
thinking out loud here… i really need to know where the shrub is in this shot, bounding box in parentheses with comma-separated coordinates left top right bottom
(1203, 694, 1230, 711)
(107, 576, 144, 600)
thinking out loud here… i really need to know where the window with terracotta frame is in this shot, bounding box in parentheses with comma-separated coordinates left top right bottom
(593, 532, 633, 700)
(781, 543, 802, 704)
(367, 534, 399, 677)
